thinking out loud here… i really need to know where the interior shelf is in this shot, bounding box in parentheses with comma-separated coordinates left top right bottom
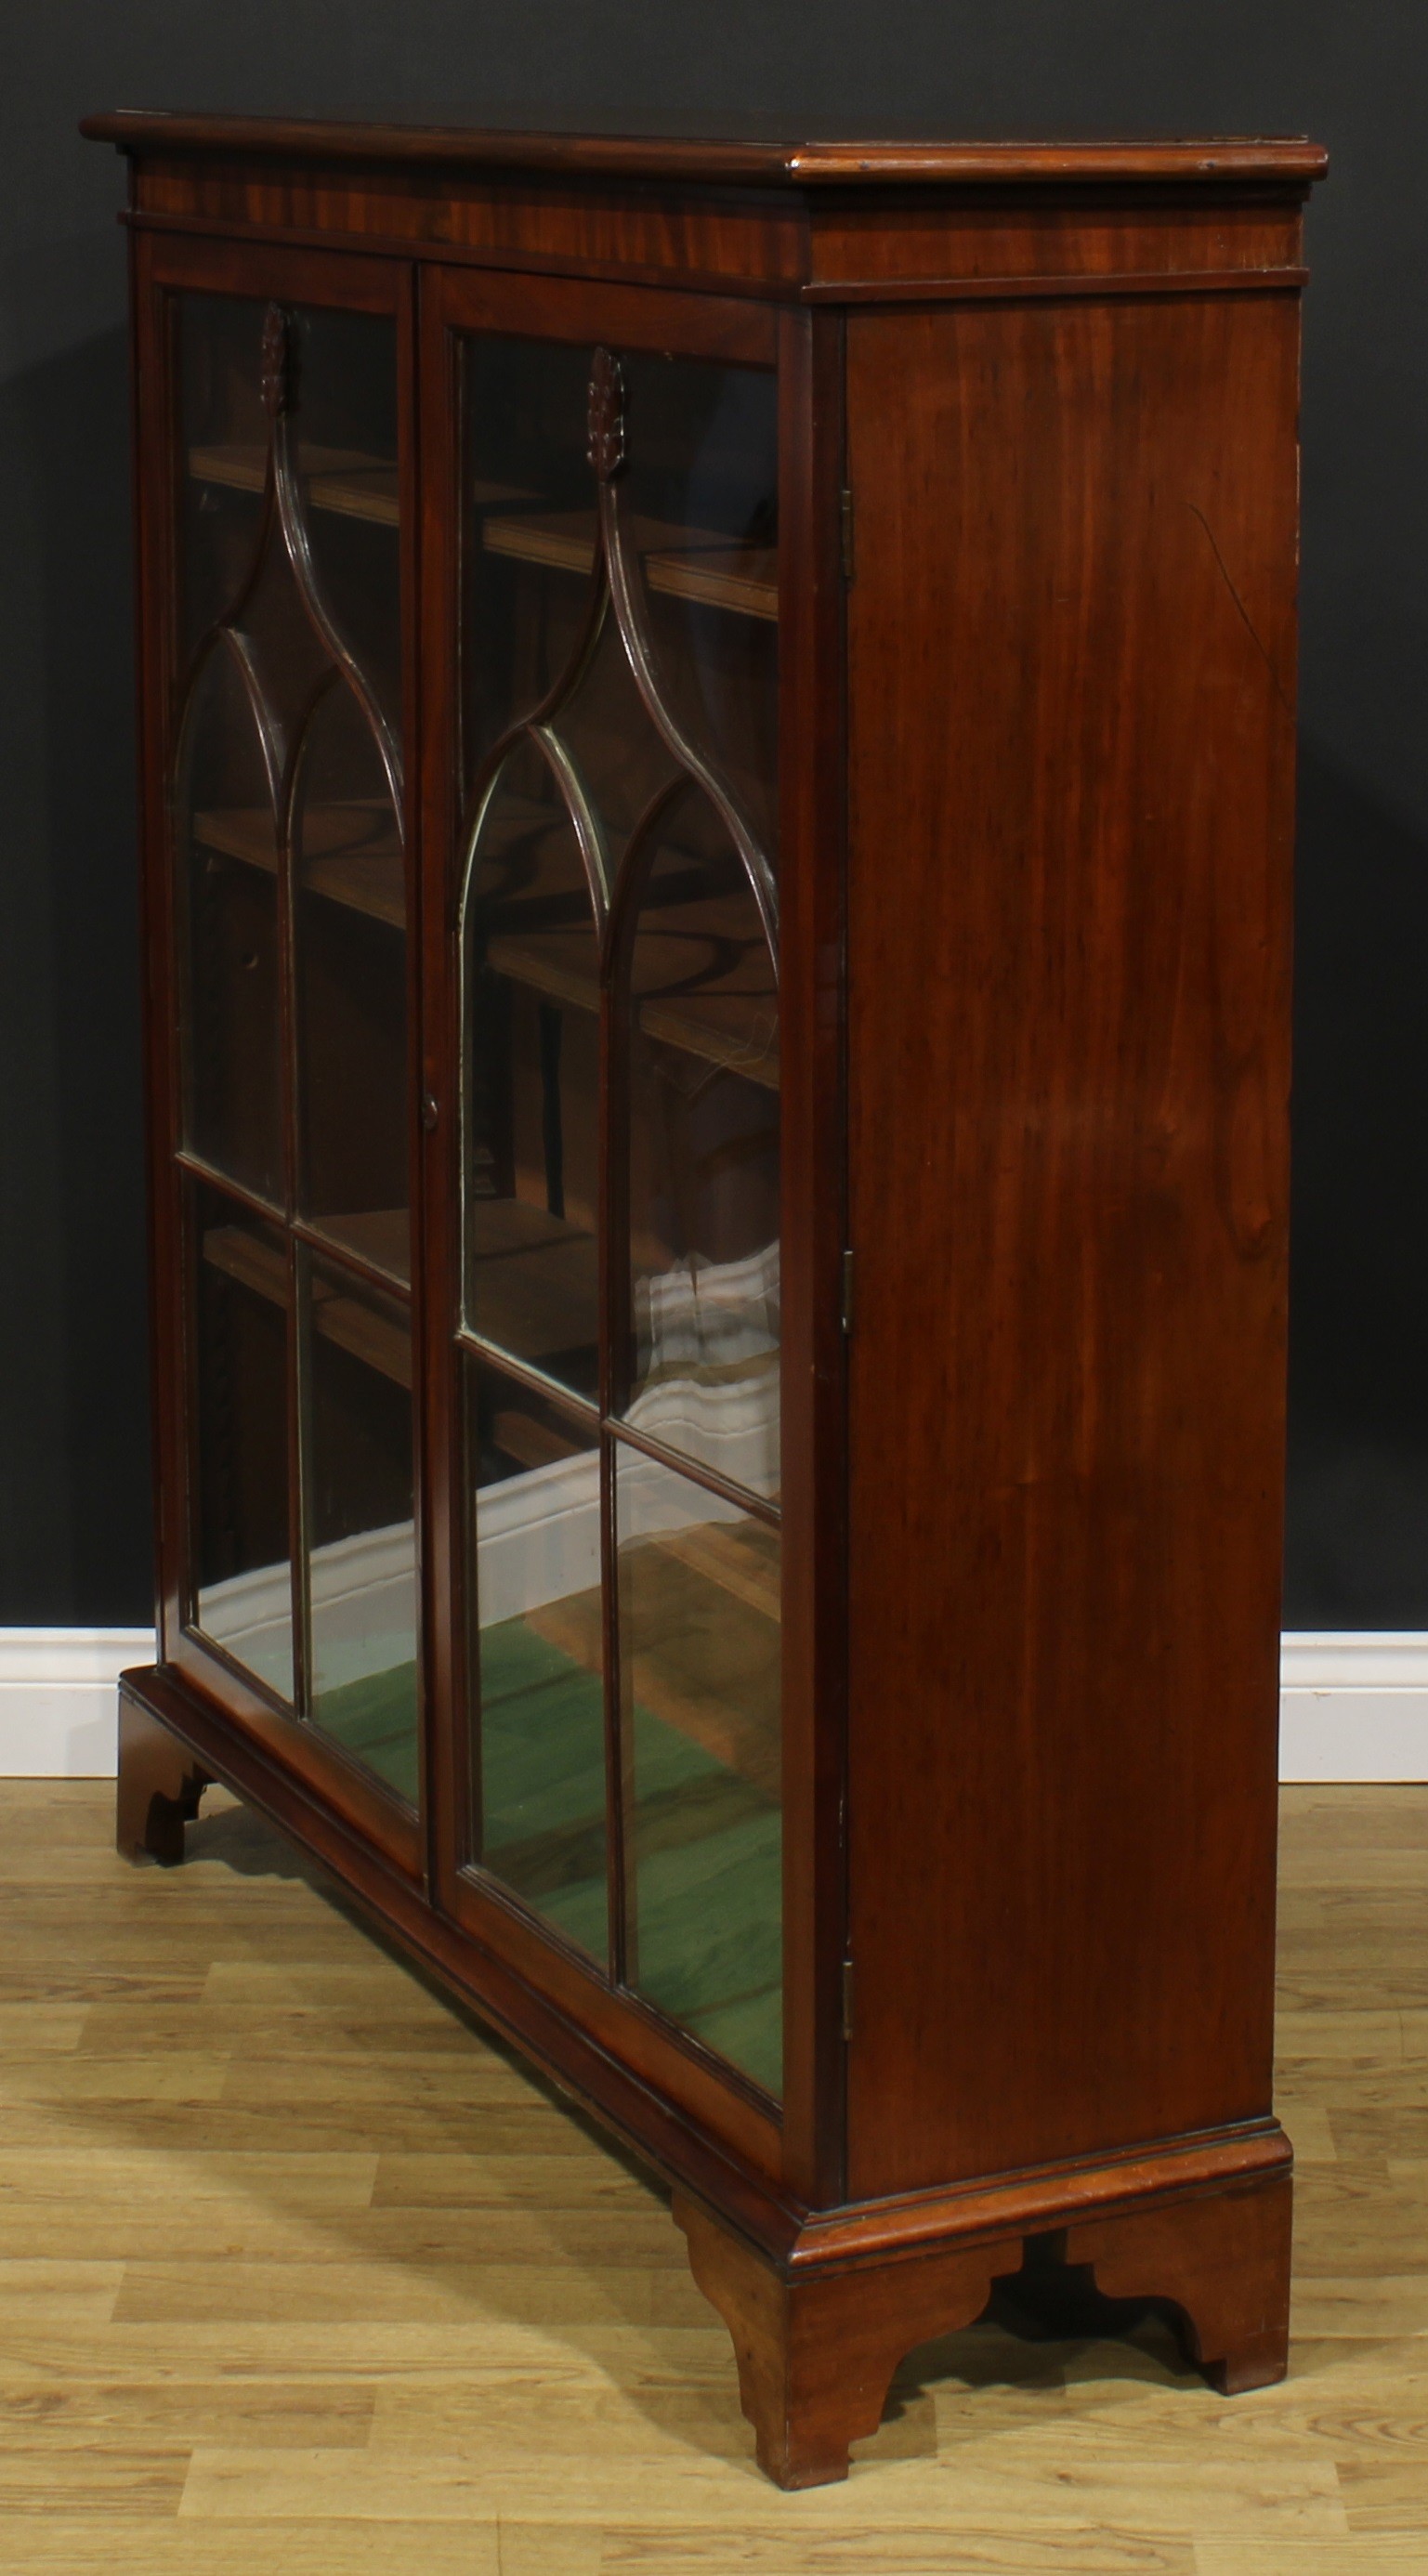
(485, 884, 779, 1090)
(190, 441, 400, 527)
(194, 796, 778, 1087)
(483, 506, 778, 622)
(316, 1208, 412, 1287)
(192, 804, 405, 932)
(467, 1197, 598, 1372)
(203, 1221, 412, 1387)
(190, 442, 527, 531)
(506, 1527, 780, 1798)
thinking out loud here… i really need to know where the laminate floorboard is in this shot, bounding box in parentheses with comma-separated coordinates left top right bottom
(0, 1779, 1424, 2569)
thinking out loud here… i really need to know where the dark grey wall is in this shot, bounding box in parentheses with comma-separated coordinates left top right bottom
(3, 4, 1425, 1625)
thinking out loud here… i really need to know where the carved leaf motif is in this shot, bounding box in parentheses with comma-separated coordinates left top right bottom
(587, 347, 626, 481)
(261, 303, 298, 418)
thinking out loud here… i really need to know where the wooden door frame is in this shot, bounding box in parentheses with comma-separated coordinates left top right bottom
(416, 260, 847, 2196)
(133, 227, 425, 1880)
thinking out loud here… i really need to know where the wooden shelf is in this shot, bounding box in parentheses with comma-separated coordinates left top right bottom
(635, 901, 780, 1088)
(649, 545, 778, 622)
(191, 442, 397, 527)
(488, 891, 779, 1090)
(203, 1221, 412, 1388)
(314, 1207, 411, 1286)
(468, 1197, 598, 1371)
(478, 797, 777, 1083)
(196, 793, 775, 1084)
(483, 507, 778, 622)
(517, 1524, 780, 1798)
(483, 926, 592, 1019)
(192, 804, 405, 932)
(491, 1408, 586, 1472)
(190, 443, 527, 531)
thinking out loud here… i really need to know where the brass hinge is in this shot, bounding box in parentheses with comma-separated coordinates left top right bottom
(840, 486, 855, 582)
(842, 1958, 855, 2041)
(840, 1249, 855, 1335)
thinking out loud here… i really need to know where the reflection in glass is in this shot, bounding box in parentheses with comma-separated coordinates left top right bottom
(190, 1183, 293, 1698)
(465, 740, 600, 1396)
(463, 334, 592, 774)
(468, 1361, 605, 1959)
(233, 511, 334, 746)
(616, 351, 779, 856)
(180, 294, 269, 659)
(177, 646, 283, 1201)
(295, 307, 403, 733)
(624, 804, 780, 1502)
(304, 1256, 418, 1801)
(295, 681, 409, 1282)
(181, 295, 402, 728)
(461, 336, 777, 852)
(177, 292, 418, 1809)
(453, 332, 784, 2086)
(550, 600, 681, 875)
(616, 1446, 780, 2095)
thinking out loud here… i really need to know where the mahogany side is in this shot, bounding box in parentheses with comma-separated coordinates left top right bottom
(844, 274, 1303, 2198)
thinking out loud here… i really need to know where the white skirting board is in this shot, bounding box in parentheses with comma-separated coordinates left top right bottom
(0, 1627, 1425, 1781)
(1277, 1634, 1428, 1782)
(0, 1630, 155, 1777)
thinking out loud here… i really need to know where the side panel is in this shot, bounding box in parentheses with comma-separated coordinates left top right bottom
(844, 285, 1302, 2196)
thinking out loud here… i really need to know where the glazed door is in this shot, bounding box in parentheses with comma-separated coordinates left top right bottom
(421, 272, 789, 2134)
(138, 237, 424, 1872)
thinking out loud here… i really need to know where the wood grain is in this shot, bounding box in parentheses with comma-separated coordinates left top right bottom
(844, 286, 1302, 2197)
(108, 135, 1324, 2489)
(0, 1779, 1421, 2564)
(81, 112, 1329, 189)
(87, 118, 1323, 308)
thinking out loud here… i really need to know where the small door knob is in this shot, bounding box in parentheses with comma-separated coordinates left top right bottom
(421, 1094, 439, 1131)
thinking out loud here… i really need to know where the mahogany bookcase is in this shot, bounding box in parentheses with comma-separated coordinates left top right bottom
(85, 110, 1326, 2487)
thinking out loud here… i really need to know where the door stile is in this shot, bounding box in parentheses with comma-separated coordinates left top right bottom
(598, 963, 631, 1990)
(776, 302, 850, 2209)
(417, 268, 473, 1916)
(392, 257, 436, 1891)
(272, 372, 308, 1734)
(131, 228, 188, 1672)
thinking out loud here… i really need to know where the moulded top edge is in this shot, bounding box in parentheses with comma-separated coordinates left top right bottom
(79, 112, 1330, 190)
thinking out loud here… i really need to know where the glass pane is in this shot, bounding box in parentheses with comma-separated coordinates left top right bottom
(295, 682, 409, 1282)
(294, 307, 402, 736)
(181, 295, 401, 735)
(177, 645, 283, 1201)
(624, 801, 780, 1503)
(468, 1360, 606, 1961)
(303, 1255, 417, 1801)
(180, 294, 269, 660)
(463, 334, 594, 770)
(231, 505, 334, 749)
(547, 598, 681, 875)
(616, 352, 779, 857)
(465, 740, 599, 1397)
(616, 1447, 780, 2096)
(190, 1183, 293, 1699)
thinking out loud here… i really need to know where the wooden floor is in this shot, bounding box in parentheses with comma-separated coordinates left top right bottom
(0, 1780, 1425, 2570)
